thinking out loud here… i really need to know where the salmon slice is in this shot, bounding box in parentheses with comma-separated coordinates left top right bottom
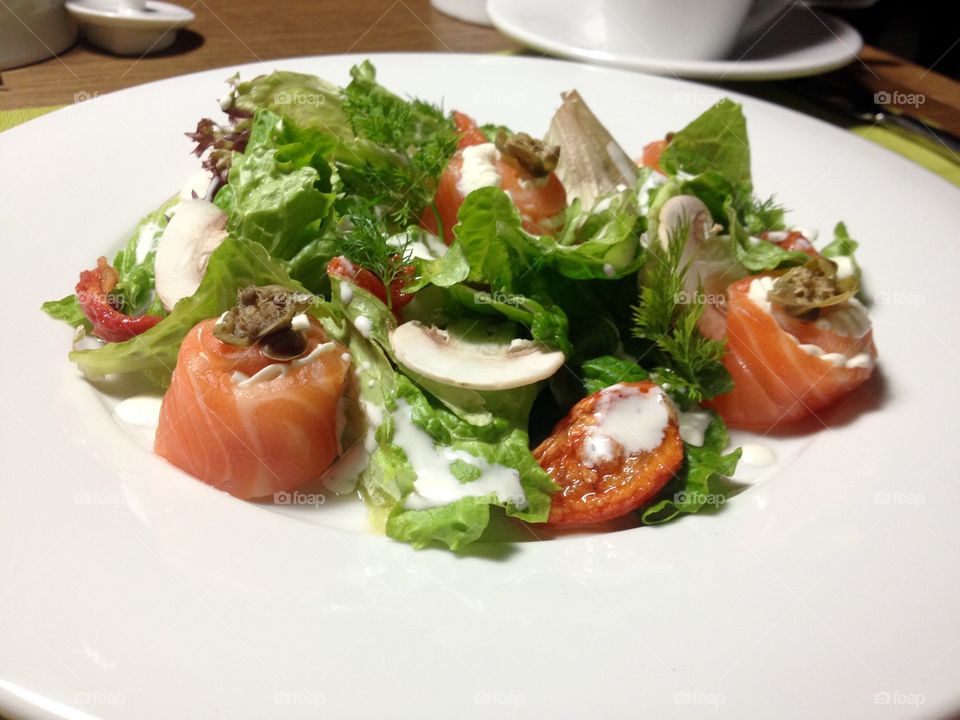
(420, 112, 567, 243)
(155, 317, 350, 499)
(706, 275, 877, 431)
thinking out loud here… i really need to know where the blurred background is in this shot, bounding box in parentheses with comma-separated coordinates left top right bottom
(833, 0, 957, 78)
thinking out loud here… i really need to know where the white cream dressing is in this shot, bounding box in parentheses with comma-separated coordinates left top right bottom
(457, 143, 501, 196)
(339, 282, 354, 306)
(592, 196, 614, 214)
(636, 171, 665, 215)
(218, 89, 235, 111)
(320, 441, 367, 495)
(393, 400, 526, 511)
(72, 325, 104, 352)
(740, 443, 777, 467)
(602, 263, 616, 277)
(387, 230, 447, 260)
(354, 316, 373, 338)
(814, 298, 871, 338)
(134, 221, 162, 264)
(323, 399, 382, 495)
(114, 395, 163, 427)
(832, 255, 856, 280)
(231, 341, 335, 387)
(747, 275, 775, 313)
(677, 408, 712, 447)
(581, 384, 672, 468)
(290, 313, 310, 332)
(845, 352, 873, 369)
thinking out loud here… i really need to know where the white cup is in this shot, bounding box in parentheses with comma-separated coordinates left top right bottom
(594, 0, 757, 61)
(738, 0, 795, 45)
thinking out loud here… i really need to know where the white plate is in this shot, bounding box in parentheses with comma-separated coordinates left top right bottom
(487, 1, 863, 80)
(2, 53, 959, 720)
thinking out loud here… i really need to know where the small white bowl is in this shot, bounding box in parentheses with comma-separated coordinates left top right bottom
(65, 0, 194, 56)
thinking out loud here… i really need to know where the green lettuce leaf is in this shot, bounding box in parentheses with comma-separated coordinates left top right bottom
(581, 355, 649, 394)
(821, 221, 862, 280)
(41, 294, 90, 330)
(68, 238, 302, 384)
(444, 284, 571, 356)
(640, 413, 742, 524)
(724, 197, 808, 272)
(233, 70, 353, 140)
(452, 186, 645, 285)
(659, 99, 751, 189)
(383, 375, 555, 550)
(327, 274, 555, 549)
(216, 110, 338, 266)
(42, 196, 178, 329)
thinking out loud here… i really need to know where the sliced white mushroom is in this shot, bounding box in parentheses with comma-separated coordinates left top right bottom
(178, 168, 216, 201)
(154, 199, 228, 311)
(390, 321, 565, 390)
(657, 195, 715, 250)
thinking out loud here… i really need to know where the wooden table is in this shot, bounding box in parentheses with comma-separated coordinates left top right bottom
(0, 0, 520, 109)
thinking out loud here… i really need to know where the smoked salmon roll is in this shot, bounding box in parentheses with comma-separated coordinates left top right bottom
(421, 114, 567, 243)
(155, 286, 350, 499)
(707, 257, 877, 431)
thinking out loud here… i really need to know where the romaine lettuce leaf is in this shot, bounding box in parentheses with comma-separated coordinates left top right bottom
(68, 238, 302, 384)
(452, 186, 645, 285)
(659, 99, 752, 189)
(383, 375, 555, 550)
(581, 355, 649, 395)
(327, 274, 555, 549)
(216, 110, 338, 266)
(232, 70, 353, 140)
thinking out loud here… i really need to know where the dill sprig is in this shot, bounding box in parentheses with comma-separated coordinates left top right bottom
(737, 191, 787, 235)
(344, 128, 456, 227)
(341, 67, 457, 228)
(339, 210, 415, 306)
(632, 221, 732, 404)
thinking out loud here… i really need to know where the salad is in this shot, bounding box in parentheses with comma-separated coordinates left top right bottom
(43, 61, 877, 550)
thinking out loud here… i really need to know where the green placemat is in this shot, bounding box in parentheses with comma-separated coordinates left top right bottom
(852, 123, 960, 186)
(0, 105, 62, 132)
(1, 96, 958, 186)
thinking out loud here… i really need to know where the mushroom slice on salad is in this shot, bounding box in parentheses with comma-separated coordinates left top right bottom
(154, 199, 228, 311)
(389, 320, 565, 391)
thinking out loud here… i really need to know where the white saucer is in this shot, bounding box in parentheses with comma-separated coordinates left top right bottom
(66, 0, 194, 56)
(487, 0, 863, 80)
